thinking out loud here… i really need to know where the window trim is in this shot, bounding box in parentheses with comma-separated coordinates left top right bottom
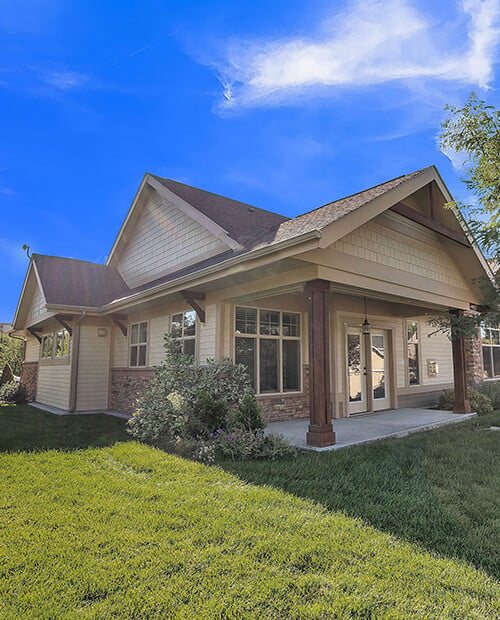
(129, 320, 149, 368)
(481, 325, 500, 380)
(405, 320, 421, 387)
(233, 305, 302, 395)
(40, 332, 54, 360)
(170, 310, 198, 358)
(55, 329, 70, 358)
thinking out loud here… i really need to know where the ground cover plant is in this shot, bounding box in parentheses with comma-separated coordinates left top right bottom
(0, 415, 499, 619)
(224, 409, 500, 579)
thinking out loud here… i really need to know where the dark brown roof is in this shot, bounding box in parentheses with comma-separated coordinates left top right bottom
(151, 176, 289, 248)
(258, 168, 430, 247)
(33, 254, 130, 307)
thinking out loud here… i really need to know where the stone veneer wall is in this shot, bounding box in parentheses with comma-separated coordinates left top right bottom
(110, 368, 156, 413)
(20, 361, 38, 401)
(464, 331, 483, 385)
(257, 365, 310, 422)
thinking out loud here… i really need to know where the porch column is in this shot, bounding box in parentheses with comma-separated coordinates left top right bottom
(304, 279, 335, 447)
(450, 309, 472, 414)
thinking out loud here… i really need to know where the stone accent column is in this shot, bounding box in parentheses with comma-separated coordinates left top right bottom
(304, 279, 335, 447)
(20, 361, 38, 401)
(464, 330, 483, 385)
(450, 309, 472, 414)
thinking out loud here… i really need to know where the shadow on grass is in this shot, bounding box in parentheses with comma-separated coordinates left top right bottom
(221, 412, 500, 579)
(0, 404, 131, 452)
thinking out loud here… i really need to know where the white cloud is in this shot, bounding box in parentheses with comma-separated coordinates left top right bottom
(38, 69, 89, 90)
(210, 0, 500, 109)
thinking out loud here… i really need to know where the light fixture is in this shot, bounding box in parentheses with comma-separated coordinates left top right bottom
(362, 296, 371, 335)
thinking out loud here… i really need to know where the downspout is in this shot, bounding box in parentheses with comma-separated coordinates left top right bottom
(69, 312, 86, 412)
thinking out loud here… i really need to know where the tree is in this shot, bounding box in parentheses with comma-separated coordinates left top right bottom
(433, 93, 500, 338)
(0, 334, 23, 377)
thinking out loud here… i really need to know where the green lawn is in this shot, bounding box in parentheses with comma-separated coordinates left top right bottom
(0, 405, 499, 618)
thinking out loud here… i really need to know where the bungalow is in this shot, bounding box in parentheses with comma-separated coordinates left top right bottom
(11, 166, 492, 446)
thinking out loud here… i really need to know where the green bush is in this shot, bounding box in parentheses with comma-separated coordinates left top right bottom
(197, 429, 298, 462)
(0, 364, 14, 386)
(129, 335, 265, 443)
(438, 387, 493, 416)
(0, 381, 26, 404)
(473, 380, 500, 409)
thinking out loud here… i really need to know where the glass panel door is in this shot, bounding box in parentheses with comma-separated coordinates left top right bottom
(347, 329, 367, 414)
(371, 330, 390, 411)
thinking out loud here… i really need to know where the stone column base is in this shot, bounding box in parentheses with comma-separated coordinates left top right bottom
(306, 423, 336, 447)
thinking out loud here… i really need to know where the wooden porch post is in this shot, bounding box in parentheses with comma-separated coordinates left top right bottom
(304, 279, 335, 447)
(450, 309, 472, 414)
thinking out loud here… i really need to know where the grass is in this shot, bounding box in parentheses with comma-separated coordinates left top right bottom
(223, 410, 500, 579)
(0, 405, 499, 618)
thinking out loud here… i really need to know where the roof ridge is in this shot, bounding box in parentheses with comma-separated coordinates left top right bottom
(150, 174, 290, 221)
(33, 253, 109, 268)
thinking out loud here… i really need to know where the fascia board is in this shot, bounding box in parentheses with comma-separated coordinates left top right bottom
(12, 261, 47, 330)
(146, 175, 244, 252)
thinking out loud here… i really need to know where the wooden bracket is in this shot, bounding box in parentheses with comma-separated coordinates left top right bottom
(27, 327, 42, 343)
(181, 290, 206, 323)
(55, 314, 73, 336)
(389, 202, 471, 247)
(112, 314, 128, 337)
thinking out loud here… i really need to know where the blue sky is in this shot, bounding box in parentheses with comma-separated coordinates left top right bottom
(1, 0, 500, 320)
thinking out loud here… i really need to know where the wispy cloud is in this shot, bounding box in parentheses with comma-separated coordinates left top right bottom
(35, 68, 89, 91)
(207, 0, 500, 110)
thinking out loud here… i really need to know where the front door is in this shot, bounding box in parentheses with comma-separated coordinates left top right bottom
(347, 327, 391, 415)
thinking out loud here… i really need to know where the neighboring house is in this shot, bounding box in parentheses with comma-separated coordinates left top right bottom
(0, 323, 12, 335)
(11, 166, 492, 446)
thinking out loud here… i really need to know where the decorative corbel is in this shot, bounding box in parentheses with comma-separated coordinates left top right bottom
(180, 290, 206, 324)
(55, 314, 73, 336)
(112, 313, 128, 337)
(27, 327, 42, 343)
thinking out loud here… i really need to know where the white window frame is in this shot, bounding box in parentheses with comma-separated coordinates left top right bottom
(406, 320, 421, 387)
(234, 306, 302, 395)
(481, 325, 500, 379)
(55, 329, 70, 358)
(170, 311, 197, 357)
(41, 333, 54, 360)
(129, 321, 148, 368)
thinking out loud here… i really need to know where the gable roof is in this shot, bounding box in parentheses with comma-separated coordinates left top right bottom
(33, 254, 130, 308)
(150, 176, 289, 249)
(259, 168, 430, 246)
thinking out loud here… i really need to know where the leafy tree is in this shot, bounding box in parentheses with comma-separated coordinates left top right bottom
(0, 334, 23, 376)
(433, 93, 500, 339)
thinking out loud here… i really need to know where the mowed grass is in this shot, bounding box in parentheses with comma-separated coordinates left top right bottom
(224, 410, 500, 580)
(0, 406, 499, 618)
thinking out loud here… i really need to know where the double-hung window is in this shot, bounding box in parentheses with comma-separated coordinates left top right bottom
(130, 321, 148, 367)
(55, 330, 70, 358)
(481, 326, 500, 379)
(234, 307, 301, 394)
(171, 311, 196, 356)
(406, 321, 420, 385)
(41, 333, 54, 359)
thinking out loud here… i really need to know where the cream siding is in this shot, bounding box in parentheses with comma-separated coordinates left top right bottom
(37, 365, 71, 410)
(24, 337, 40, 362)
(112, 326, 128, 367)
(419, 320, 453, 386)
(149, 314, 171, 366)
(199, 304, 217, 364)
(75, 325, 111, 411)
(332, 219, 469, 290)
(116, 192, 229, 288)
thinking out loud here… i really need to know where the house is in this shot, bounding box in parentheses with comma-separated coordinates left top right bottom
(11, 166, 492, 446)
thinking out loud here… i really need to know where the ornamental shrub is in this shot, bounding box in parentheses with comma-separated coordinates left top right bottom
(438, 387, 493, 416)
(196, 429, 297, 462)
(0, 381, 26, 404)
(0, 364, 14, 386)
(473, 380, 500, 409)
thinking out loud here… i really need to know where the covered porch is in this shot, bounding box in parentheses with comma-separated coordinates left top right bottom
(267, 408, 476, 451)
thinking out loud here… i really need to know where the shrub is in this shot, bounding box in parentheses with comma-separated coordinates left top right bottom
(0, 364, 14, 386)
(233, 392, 265, 431)
(0, 381, 26, 404)
(438, 388, 493, 416)
(196, 429, 298, 462)
(473, 381, 500, 409)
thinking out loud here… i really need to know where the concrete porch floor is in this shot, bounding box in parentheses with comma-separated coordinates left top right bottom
(267, 408, 477, 451)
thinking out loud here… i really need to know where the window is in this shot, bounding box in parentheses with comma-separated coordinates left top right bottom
(407, 321, 420, 385)
(171, 311, 196, 357)
(235, 307, 301, 394)
(481, 326, 500, 379)
(130, 321, 148, 367)
(55, 330, 70, 357)
(41, 333, 54, 359)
